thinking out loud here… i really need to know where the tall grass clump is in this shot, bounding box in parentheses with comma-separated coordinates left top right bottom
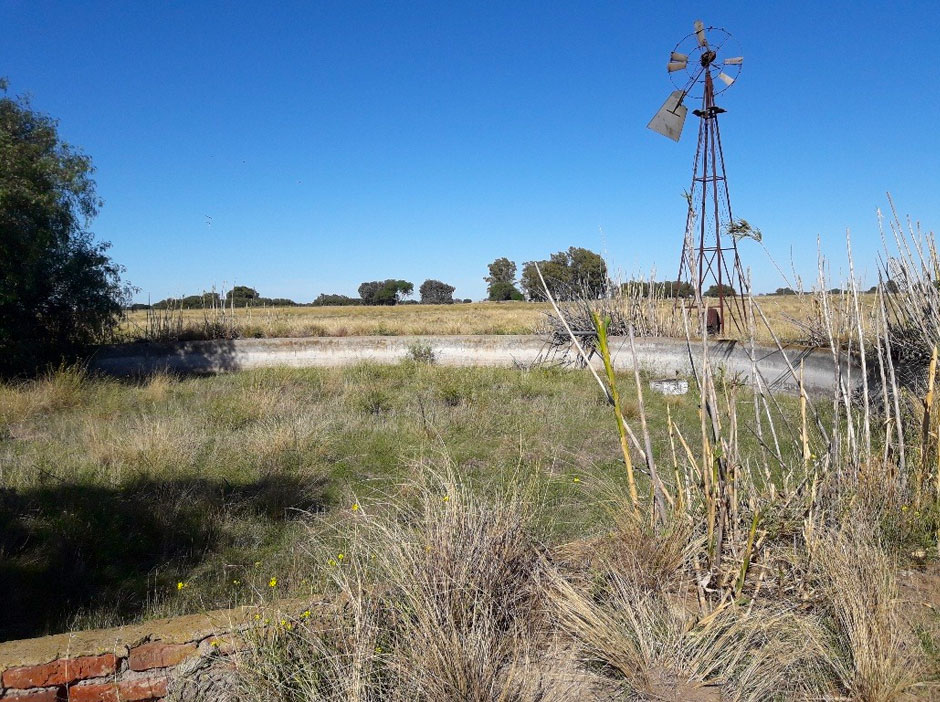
(237, 468, 587, 702)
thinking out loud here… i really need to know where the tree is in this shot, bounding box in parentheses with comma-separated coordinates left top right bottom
(519, 247, 607, 301)
(312, 293, 360, 306)
(0, 81, 129, 374)
(620, 280, 693, 298)
(775, 287, 797, 295)
(419, 279, 456, 304)
(358, 279, 413, 305)
(567, 247, 607, 297)
(488, 281, 524, 301)
(704, 283, 737, 298)
(225, 286, 259, 305)
(485, 257, 516, 290)
(662, 280, 695, 298)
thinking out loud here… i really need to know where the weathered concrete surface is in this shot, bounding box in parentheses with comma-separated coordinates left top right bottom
(90, 335, 855, 395)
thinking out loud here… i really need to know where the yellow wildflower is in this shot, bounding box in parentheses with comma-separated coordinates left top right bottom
(301, 610, 311, 619)
(337, 553, 345, 561)
(352, 503, 360, 511)
(176, 581, 187, 591)
(269, 577, 278, 588)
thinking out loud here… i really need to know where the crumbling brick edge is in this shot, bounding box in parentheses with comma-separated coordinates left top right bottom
(0, 598, 320, 701)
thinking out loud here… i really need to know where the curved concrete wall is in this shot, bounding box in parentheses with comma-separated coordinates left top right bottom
(90, 335, 854, 395)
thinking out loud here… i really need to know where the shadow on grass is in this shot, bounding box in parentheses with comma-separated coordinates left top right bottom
(0, 474, 329, 642)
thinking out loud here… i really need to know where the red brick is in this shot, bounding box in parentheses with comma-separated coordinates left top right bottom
(117, 677, 168, 701)
(68, 676, 168, 702)
(0, 687, 65, 701)
(127, 642, 197, 672)
(2, 656, 116, 689)
(66, 683, 118, 702)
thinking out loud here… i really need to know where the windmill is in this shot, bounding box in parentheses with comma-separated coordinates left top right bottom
(648, 20, 747, 334)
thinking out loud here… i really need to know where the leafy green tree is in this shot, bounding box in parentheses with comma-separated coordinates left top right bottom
(520, 247, 606, 301)
(419, 279, 455, 304)
(0, 80, 129, 374)
(488, 281, 524, 301)
(358, 279, 413, 305)
(225, 286, 259, 305)
(566, 247, 607, 297)
(775, 287, 797, 296)
(662, 280, 695, 298)
(621, 280, 693, 298)
(484, 257, 517, 296)
(312, 293, 360, 306)
(704, 283, 736, 298)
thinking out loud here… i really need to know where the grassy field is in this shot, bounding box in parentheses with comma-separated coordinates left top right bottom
(120, 301, 548, 340)
(7, 261, 940, 698)
(118, 293, 882, 347)
(2, 356, 938, 698)
(0, 362, 811, 641)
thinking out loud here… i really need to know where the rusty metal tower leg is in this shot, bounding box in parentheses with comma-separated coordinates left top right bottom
(676, 72, 745, 335)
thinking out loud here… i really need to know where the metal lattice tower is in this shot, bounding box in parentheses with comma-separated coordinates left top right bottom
(648, 20, 747, 334)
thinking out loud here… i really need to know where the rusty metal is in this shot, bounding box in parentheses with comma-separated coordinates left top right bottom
(649, 21, 746, 336)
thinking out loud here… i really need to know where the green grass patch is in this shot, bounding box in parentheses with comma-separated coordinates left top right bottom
(0, 363, 811, 640)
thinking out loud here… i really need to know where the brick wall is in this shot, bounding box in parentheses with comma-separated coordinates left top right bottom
(0, 600, 310, 702)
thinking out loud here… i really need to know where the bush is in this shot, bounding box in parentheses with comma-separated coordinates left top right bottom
(406, 341, 435, 364)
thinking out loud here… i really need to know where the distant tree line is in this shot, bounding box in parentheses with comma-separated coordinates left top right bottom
(149, 286, 298, 310)
(621, 280, 695, 298)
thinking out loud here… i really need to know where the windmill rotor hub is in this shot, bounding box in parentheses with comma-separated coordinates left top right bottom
(700, 50, 716, 67)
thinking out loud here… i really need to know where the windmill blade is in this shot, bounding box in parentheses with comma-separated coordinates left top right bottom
(694, 20, 708, 47)
(667, 61, 688, 72)
(648, 90, 688, 142)
(723, 56, 743, 65)
(671, 51, 688, 62)
(717, 72, 735, 86)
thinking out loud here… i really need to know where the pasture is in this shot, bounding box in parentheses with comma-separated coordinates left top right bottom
(119, 292, 881, 347)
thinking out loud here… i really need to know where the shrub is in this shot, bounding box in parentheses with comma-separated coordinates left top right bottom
(406, 342, 435, 365)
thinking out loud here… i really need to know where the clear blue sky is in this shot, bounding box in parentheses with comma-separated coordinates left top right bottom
(2, 1, 938, 302)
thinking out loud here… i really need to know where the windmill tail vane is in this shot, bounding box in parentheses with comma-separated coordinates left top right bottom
(648, 19, 748, 335)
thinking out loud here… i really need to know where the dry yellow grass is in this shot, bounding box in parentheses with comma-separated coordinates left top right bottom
(119, 301, 549, 340)
(118, 293, 882, 346)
